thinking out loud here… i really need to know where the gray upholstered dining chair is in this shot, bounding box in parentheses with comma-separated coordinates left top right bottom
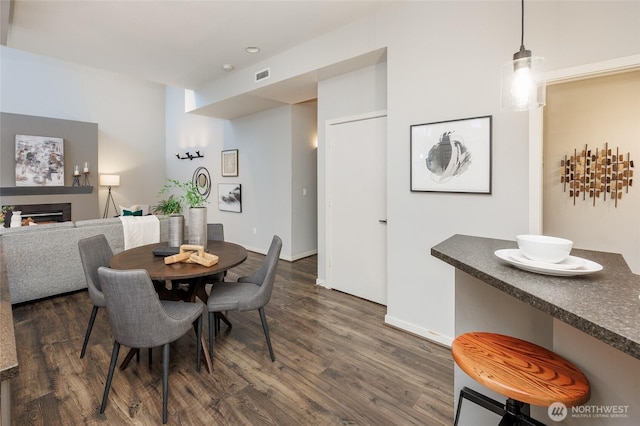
(78, 234, 113, 359)
(206, 222, 229, 335)
(206, 223, 226, 283)
(207, 235, 282, 363)
(97, 266, 204, 424)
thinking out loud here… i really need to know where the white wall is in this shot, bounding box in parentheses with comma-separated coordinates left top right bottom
(164, 85, 225, 218)
(223, 106, 293, 255)
(0, 46, 166, 213)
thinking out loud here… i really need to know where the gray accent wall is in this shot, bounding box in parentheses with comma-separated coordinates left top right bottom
(0, 112, 99, 220)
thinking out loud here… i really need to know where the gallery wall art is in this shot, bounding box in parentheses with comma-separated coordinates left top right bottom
(410, 116, 492, 194)
(219, 183, 241, 213)
(15, 134, 64, 186)
(221, 149, 238, 177)
(561, 143, 634, 207)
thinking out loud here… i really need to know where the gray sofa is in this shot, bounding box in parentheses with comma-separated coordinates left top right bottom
(0, 217, 168, 304)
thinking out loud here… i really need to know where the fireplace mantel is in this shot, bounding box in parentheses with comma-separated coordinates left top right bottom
(0, 186, 93, 196)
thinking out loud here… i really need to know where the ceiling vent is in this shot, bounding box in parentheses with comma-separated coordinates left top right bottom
(255, 68, 270, 82)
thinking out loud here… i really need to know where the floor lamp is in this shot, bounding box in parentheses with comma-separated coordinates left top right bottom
(100, 174, 120, 218)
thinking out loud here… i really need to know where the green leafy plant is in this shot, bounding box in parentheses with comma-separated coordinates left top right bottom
(0, 205, 13, 226)
(152, 194, 182, 215)
(158, 178, 208, 210)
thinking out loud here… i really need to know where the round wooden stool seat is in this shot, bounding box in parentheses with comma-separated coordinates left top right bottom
(452, 332, 590, 407)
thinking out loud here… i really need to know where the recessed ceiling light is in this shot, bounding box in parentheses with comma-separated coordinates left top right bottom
(222, 64, 234, 72)
(245, 46, 260, 54)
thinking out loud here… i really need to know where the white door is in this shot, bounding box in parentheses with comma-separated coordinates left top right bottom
(327, 113, 387, 305)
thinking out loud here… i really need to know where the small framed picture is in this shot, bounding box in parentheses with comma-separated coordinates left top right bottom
(219, 183, 242, 213)
(221, 149, 238, 177)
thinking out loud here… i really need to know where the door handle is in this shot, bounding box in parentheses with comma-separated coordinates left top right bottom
(379, 219, 387, 224)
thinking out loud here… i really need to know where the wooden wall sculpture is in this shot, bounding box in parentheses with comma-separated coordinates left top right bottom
(561, 143, 634, 207)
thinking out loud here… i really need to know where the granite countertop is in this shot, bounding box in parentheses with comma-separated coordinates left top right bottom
(0, 239, 19, 382)
(431, 234, 640, 360)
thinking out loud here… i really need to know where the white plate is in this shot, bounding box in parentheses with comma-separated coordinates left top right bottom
(508, 250, 584, 270)
(494, 249, 603, 276)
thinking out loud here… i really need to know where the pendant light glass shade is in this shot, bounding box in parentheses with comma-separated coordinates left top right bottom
(501, 0, 546, 111)
(501, 51, 546, 111)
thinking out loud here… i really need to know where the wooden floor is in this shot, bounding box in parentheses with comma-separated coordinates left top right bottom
(10, 253, 454, 425)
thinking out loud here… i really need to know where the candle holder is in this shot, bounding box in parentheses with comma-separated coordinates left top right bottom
(82, 171, 91, 186)
(72, 171, 81, 187)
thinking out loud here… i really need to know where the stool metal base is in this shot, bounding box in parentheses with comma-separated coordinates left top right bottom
(454, 387, 547, 426)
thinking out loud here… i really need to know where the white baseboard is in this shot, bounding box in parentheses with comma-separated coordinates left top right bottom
(290, 249, 317, 261)
(384, 314, 453, 348)
(243, 246, 317, 262)
(316, 278, 329, 288)
(242, 245, 266, 256)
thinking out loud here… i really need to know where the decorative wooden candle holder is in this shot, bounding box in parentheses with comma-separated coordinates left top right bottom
(164, 244, 219, 267)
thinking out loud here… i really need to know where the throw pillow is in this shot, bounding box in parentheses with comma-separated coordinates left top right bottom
(123, 209, 143, 216)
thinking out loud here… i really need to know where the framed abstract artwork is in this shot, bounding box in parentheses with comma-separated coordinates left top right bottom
(218, 183, 242, 213)
(221, 149, 238, 177)
(15, 134, 65, 186)
(410, 115, 492, 193)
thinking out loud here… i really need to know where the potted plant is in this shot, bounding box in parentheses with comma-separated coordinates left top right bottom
(158, 178, 207, 209)
(158, 178, 209, 246)
(152, 194, 182, 216)
(0, 205, 13, 228)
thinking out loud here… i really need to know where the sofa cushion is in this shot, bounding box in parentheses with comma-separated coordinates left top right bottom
(119, 204, 150, 216)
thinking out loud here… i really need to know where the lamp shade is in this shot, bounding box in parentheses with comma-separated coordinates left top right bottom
(501, 54, 546, 111)
(99, 174, 120, 187)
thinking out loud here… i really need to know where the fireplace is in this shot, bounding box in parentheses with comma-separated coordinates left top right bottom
(2, 203, 71, 227)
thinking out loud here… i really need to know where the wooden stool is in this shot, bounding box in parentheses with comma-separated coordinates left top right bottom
(452, 332, 590, 425)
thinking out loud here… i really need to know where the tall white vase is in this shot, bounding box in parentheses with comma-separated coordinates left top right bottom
(10, 211, 22, 227)
(188, 207, 207, 247)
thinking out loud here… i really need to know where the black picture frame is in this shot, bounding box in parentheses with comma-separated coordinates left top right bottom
(221, 149, 238, 177)
(410, 115, 492, 194)
(218, 183, 241, 213)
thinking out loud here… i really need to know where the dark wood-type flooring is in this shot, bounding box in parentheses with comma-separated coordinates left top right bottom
(10, 252, 454, 425)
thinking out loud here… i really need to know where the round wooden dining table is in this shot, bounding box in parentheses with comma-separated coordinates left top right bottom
(109, 240, 248, 373)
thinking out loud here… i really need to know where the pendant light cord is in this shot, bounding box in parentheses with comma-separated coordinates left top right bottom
(520, 0, 525, 50)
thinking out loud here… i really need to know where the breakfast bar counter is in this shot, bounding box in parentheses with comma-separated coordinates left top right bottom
(432, 234, 640, 425)
(431, 234, 640, 359)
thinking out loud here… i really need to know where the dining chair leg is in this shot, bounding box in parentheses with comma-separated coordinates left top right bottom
(258, 307, 275, 362)
(196, 315, 202, 372)
(162, 343, 170, 424)
(80, 306, 99, 358)
(100, 341, 120, 414)
(219, 311, 232, 329)
(208, 312, 215, 358)
(148, 348, 152, 368)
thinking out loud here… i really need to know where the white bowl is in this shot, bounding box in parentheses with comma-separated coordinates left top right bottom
(516, 235, 573, 264)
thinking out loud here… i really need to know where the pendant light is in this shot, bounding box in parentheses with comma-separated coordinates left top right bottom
(501, 0, 546, 111)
